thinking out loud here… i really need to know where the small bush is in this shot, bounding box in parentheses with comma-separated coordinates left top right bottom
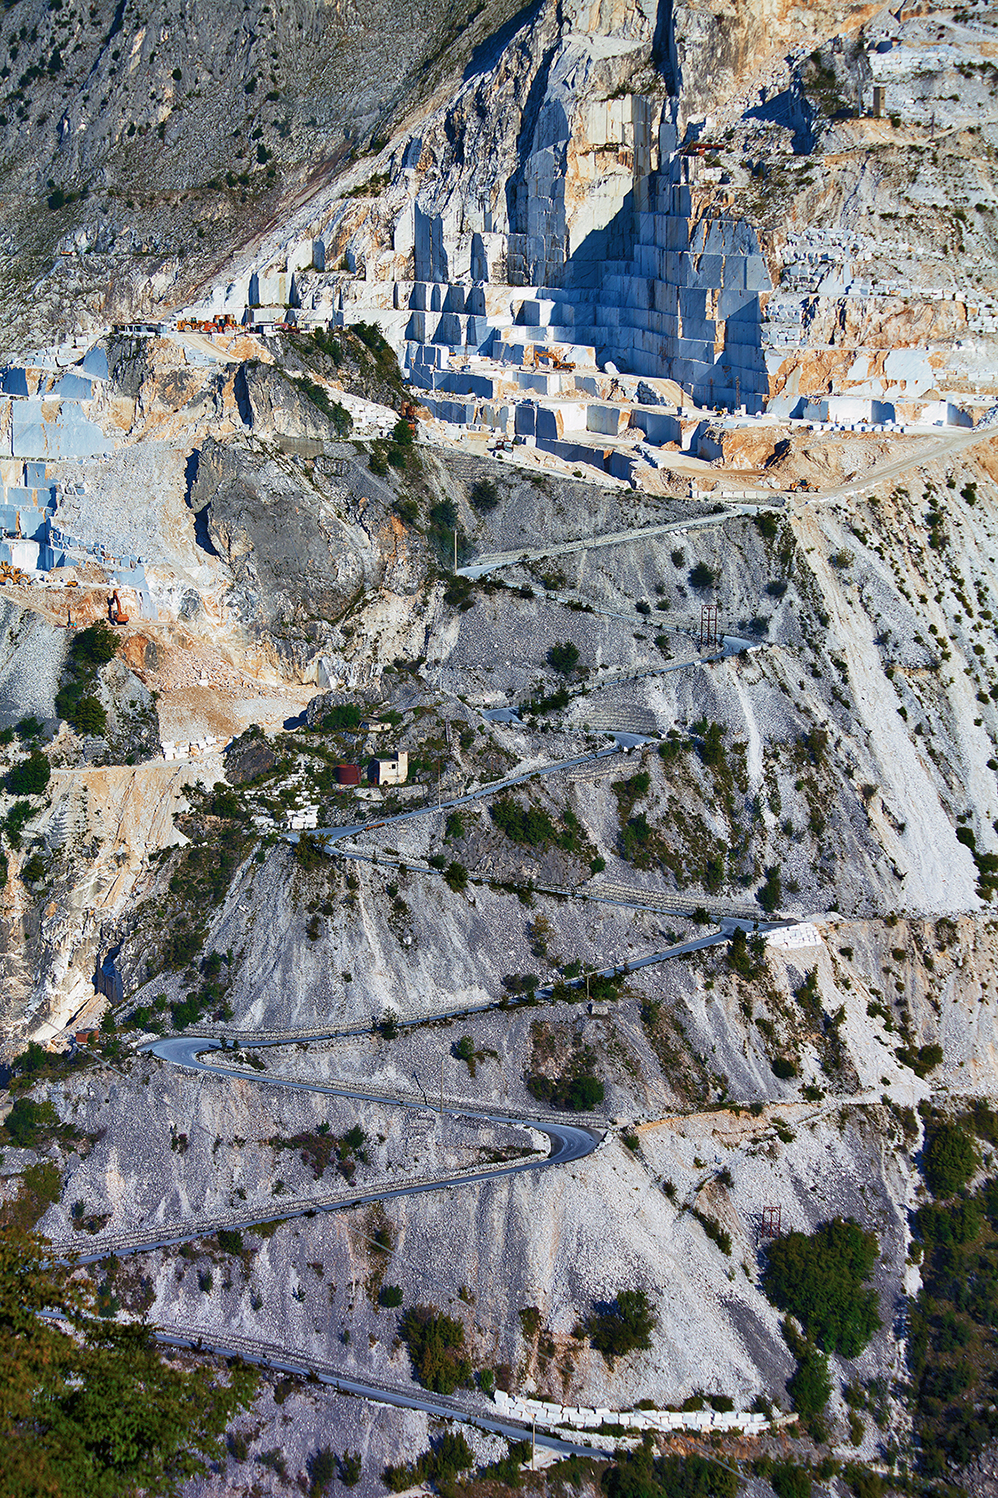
(399, 1304, 471, 1394)
(470, 477, 499, 513)
(548, 640, 580, 675)
(923, 1120, 978, 1197)
(380, 1284, 403, 1308)
(7, 752, 50, 795)
(589, 1288, 657, 1365)
(689, 562, 716, 591)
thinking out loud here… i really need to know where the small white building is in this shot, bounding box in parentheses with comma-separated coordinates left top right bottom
(285, 805, 320, 830)
(370, 751, 408, 786)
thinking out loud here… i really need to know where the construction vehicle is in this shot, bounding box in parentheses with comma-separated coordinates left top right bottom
(108, 590, 129, 625)
(0, 561, 28, 585)
(536, 348, 574, 372)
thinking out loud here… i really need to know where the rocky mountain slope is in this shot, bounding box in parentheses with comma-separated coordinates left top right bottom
(1, 3, 998, 1498)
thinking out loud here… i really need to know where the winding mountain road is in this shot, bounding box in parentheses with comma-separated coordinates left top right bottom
(457, 423, 997, 579)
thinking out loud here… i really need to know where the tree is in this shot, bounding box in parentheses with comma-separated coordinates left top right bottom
(70, 622, 118, 668)
(0, 1229, 256, 1498)
(787, 1343, 831, 1419)
(688, 562, 716, 591)
(762, 1217, 881, 1357)
(320, 704, 362, 731)
(7, 752, 50, 796)
(589, 1288, 657, 1364)
(338, 1451, 363, 1487)
(548, 640, 580, 675)
(70, 696, 107, 736)
(444, 860, 468, 892)
(923, 1120, 978, 1197)
(3, 1098, 59, 1148)
(564, 1074, 604, 1110)
(604, 1446, 737, 1498)
(470, 477, 499, 513)
(399, 1304, 471, 1394)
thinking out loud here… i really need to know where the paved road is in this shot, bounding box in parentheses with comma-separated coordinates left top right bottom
(152, 1327, 615, 1459)
(459, 510, 761, 579)
(801, 422, 998, 508)
(310, 742, 632, 843)
(59, 1034, 600, 1264)
(458, 423, 997, 578)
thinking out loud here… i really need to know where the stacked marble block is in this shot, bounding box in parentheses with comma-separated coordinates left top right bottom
(492, 1387, 774, 1438)
(591, 183, 772, 409)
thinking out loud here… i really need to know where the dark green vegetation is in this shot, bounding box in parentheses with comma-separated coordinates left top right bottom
(490, 797, 592, 862)
(603, 1441, 737, 1498)
(384, 1430, 475, 1492)
(318, 703, 362, 732)
(0, 1229, 256, 1497)
(922, 1118, 978, 1198)
(588, 1289, 657, 1365)
(292, 375, 353, 435)
(129, 784, 254, 1021)
(1, 1096, 60, 1149)
(55, 621, 118, 737)
(909, 1103, 998, 1476)
(548, 640, 580, 675)
(271, 1122, 367, 1183)
(762, 1218, 881, 1357)
(6, 750, 49, 796)
(526, 1022, 605, 1110)
(399, 1304, 471, 1394)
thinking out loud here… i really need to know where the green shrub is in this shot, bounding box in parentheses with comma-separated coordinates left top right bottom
(3, 1096, 59, 1147)
(772, 1057, 797, 1080)
(771, 1463, 812, 1498)
(758, 865, 783, 913)
(564, 1074, 604, 1110)
(762, 1218, 881, 1356)
(320, 703, 362, 731)
(491, 798, 557, 847)
(379, 1284, 403, 1308)
(689, 562, 716, 591)
(20, 853, 46, 884)
(338, 1451, 362, 1487)
(589, 1288, 656, 1364)
(788, 1343, 831, 1418)
(7, 752, 50, 795)
(70, 621, 118, 668)
(443, 861, 468, 892)
(399, 1304, 471, 1393)
(923, 1120, 978, 1197)
(292, 377, 353, 435)
(603, 1445, 736, 1498)
(548, 641, 580, 675)
(470, 477, 499, 513)
(70, 696, 107, 736)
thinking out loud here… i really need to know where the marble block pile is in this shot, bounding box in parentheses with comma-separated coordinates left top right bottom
(492, 1387, 777, 1438)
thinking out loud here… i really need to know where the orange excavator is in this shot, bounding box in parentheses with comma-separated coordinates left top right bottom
(108, 590, 129, 625)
